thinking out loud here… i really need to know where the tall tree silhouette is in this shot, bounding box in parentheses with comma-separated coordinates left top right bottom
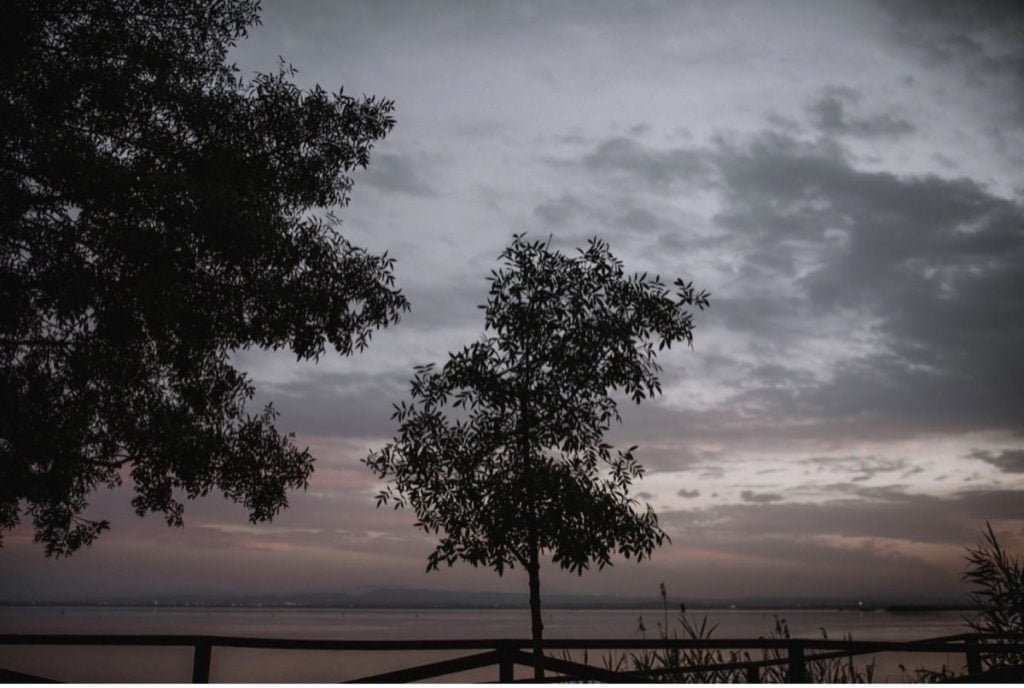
(366, 235, 708, 678)
(1, 0, 408, 555)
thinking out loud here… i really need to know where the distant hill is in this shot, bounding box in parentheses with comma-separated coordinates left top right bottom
(0, 586, 972, 611)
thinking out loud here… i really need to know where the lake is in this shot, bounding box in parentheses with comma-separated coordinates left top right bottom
(0, 605, 973, 682)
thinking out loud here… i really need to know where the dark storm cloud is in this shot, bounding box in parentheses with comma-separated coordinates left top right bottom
(252, 370, 409, 438)
(533, 194, 588, 226)
(617, 206, 674, 234)
(605, 415, 702, 473)
(582, 136, 714, 190)
(880, 0, 1024, 71)
(354, 152, 436, 197)
(801, 455, 909, 481)
(700, 295, 809, 345)
(740, 490, 783, 503)
(808, 87, 916, 138)
(765, 353, 1022, 437)
(569, 127, 1024, 440)
(533, 194, 684, 245)
(931, 153, 959, 170)
(663, 488, 1024, 546)
(969, 448, 1024, 473)
(401, 278, 495, 330)
(878, 0, 1024, 125)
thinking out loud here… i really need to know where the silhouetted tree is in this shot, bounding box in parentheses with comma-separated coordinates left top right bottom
(1, 0, 408, 555)
(366, 235, 708, 678)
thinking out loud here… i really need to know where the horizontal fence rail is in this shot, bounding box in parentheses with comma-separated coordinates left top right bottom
(1, 632, 1022, 682)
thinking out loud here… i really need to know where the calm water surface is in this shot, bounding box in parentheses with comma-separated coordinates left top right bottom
(0, 606, 972, 682)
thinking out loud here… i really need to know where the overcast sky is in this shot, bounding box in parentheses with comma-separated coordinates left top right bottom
(4, 0, 1024, 603)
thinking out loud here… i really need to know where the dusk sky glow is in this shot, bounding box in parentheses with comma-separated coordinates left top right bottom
(4, 0, 1024, 603)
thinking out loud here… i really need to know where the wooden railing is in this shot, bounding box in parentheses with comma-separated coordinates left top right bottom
(1, 632, 1023, 682)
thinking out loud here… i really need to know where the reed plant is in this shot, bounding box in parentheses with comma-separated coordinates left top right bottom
(557, 523, 1024, 682)
(558, 583, 877, 682)
(625, 585, 876, 683)
(963, 521, 1024, 669)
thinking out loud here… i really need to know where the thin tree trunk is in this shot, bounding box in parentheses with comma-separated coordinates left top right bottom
(518, 344, 543, 681)
(528, 538, 544, 681)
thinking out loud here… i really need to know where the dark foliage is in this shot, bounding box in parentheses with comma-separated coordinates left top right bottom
(366, 234, 708, 671)
(1, 0, 408, 555)
(964, 521, 1024, 667)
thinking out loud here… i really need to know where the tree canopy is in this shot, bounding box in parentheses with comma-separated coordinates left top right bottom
(1, 0, 408, 555)
(366, 235, 708, 674)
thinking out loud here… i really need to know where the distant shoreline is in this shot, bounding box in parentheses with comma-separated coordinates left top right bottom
(0, 586, 973, 612)
(0, 601, 973, 612)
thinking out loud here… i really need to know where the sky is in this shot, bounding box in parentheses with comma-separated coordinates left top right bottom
(4, 0, 1024, 604)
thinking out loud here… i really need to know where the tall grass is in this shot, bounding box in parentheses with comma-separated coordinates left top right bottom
(964, 521, 1024, 669)
(625, 584, 876, 683)
(556, 523, 1024, 684)
(558, 583, 876, 682)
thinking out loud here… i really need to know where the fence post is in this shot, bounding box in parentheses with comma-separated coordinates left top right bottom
(745, 664, 760, 683)
(497, 643, 515, 683)
(192, 639, 212, 683)
(787, 643, 807, 683)
(964, 636, 982, 676)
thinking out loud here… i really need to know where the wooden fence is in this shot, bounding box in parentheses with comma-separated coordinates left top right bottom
(1, 632, 1023, 682)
